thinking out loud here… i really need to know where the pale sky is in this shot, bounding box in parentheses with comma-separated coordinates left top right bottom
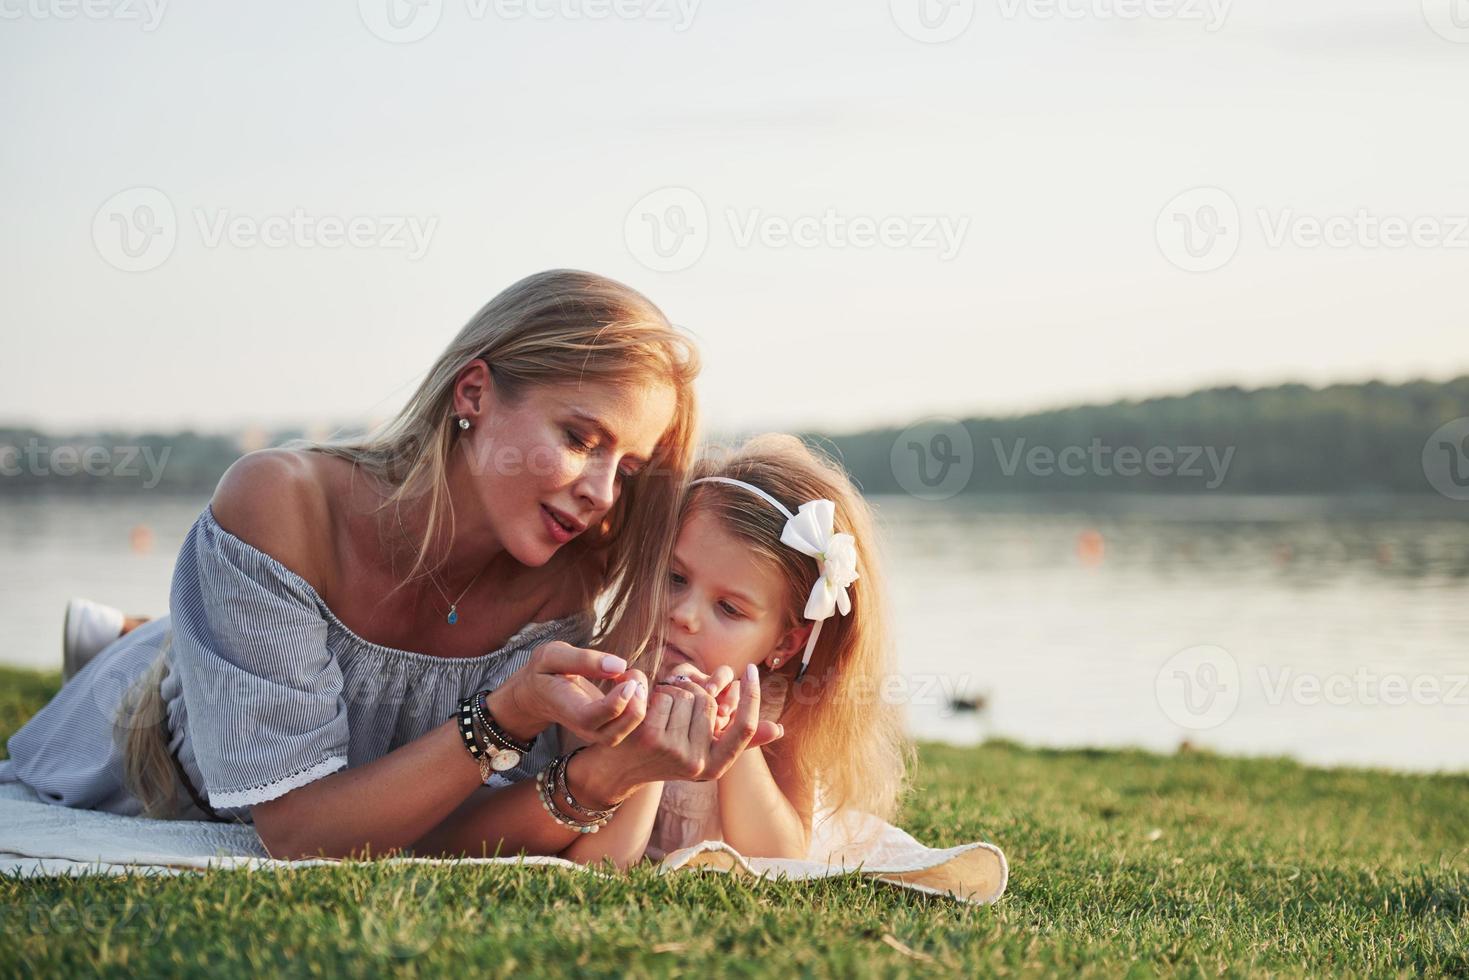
(2, 0, 1466, 437)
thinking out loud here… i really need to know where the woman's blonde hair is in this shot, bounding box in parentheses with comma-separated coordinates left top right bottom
(119, 269, 700, 817)
(683, 434, 910, 822)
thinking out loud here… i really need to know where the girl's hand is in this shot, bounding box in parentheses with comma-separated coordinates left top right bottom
(663, 663, 739, 735)
(621, 664, 782, 786)
(488, 640, 648, 746)
(567, 664, 784, 807)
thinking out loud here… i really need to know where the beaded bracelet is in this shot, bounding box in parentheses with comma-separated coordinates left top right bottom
(553, 747, 617, 821)
(455, 690, 534, 776)
(535, 752, 620, 834)
(472, 690, 535, 759)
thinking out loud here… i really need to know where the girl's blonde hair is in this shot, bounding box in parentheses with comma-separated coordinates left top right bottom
(119, 269, 701, 817)
(683, 434, 910, 822)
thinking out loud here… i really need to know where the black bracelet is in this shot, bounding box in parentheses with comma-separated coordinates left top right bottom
(472, 689, 536, 754)
(457, 696, 493, 782)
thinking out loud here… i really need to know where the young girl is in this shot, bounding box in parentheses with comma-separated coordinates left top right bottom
(557, 433, 911, 867)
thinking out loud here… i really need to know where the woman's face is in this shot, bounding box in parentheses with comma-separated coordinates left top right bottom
(660, 507, 809, 683)
(456, 367, 677, 567)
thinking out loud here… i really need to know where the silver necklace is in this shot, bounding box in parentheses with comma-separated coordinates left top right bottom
(395, 508, 486, 625)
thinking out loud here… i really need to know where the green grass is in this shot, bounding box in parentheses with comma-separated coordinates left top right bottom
(2, 665, 1466, 978)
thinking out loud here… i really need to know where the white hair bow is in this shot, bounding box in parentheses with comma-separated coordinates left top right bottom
(689, 478, 860, 677)
(780, 499, 860, 621)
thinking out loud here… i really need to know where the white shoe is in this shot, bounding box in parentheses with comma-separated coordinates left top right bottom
(62, 598, 126, 681)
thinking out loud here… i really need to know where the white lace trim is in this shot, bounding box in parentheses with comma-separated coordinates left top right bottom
(208, 756, 348, 810)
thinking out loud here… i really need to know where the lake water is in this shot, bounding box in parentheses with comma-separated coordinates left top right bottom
(2, 493, 1466, 774)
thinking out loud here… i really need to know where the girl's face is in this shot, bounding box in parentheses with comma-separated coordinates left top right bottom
(661, 507, 810, 683)
(455, 365, 676, 568)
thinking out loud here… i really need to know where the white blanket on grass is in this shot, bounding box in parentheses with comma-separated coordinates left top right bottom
(0, 782, 1007, 904)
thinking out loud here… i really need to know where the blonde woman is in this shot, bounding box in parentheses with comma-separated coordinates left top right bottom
(0, 269, 777, 860)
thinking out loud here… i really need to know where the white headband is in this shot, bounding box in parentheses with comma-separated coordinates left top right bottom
(688, 476, 859, 678)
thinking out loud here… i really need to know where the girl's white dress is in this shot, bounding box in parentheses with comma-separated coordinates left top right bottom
(639, 683, 1008, 906)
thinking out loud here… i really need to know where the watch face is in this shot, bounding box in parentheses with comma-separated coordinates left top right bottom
(491, 749, 520, 772)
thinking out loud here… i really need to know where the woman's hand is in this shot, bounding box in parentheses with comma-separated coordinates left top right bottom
(662, 662, 739, 735)
(569, 664, 782, 805)
(487, 640, 648, 746)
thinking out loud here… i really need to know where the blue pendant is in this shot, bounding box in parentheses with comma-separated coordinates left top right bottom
(447, 608, 459, 625)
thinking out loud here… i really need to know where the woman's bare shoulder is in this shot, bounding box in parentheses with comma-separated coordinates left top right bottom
(210, 448, 339, 589)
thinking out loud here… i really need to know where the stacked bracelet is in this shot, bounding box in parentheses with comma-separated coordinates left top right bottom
(456, 696, 494, 783)
(535, 749, 621, 834)
(472, 690, 535, 770)
(456, 690, 537, 780)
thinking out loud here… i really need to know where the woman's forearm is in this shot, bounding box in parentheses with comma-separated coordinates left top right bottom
(560, 781, 665, 869)
(411, 737, 643, 859)
(717, 747, 810, 859)
(252, 717, 508, 860)
(410, 778, 589, 858)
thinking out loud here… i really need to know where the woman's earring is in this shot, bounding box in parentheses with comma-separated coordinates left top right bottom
(457, 417, 471, 431)
(771, 657, 782, 668)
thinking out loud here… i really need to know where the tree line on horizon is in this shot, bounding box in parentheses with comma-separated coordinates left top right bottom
(2, 376, 1466, 497)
